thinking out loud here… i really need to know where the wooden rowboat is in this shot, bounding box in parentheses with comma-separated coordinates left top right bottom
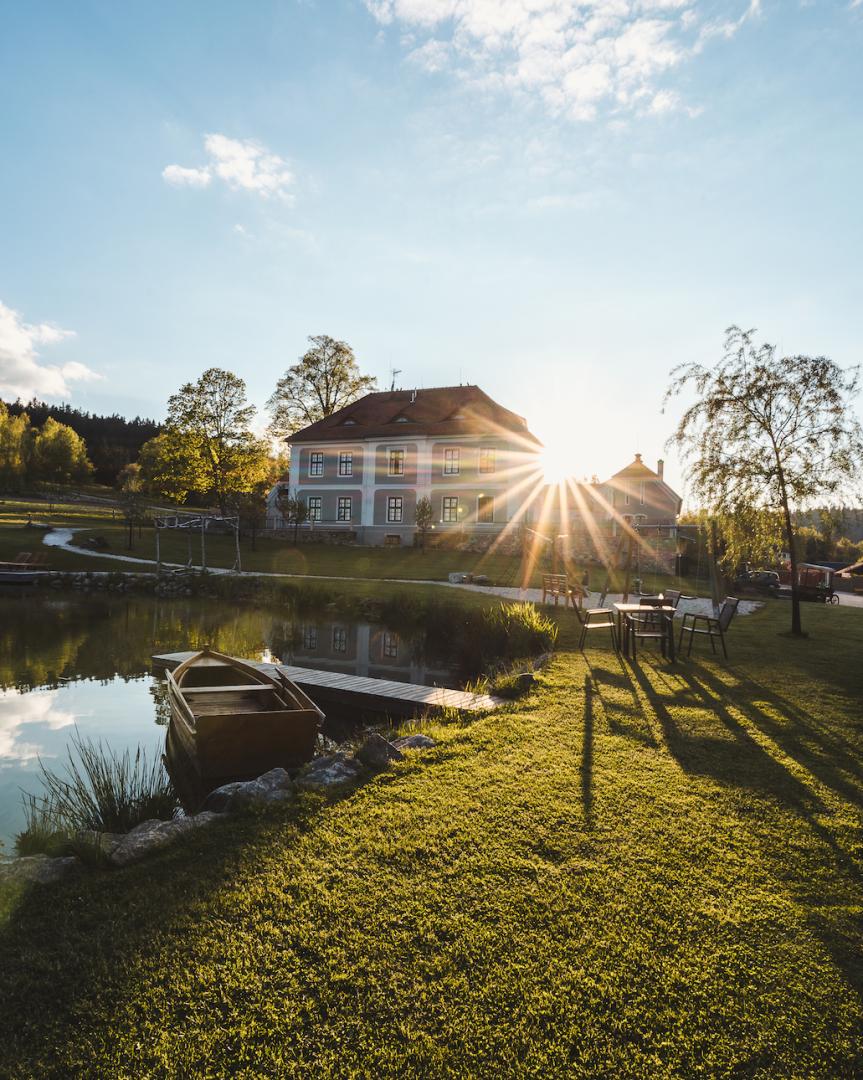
(166, 647, 324, 780)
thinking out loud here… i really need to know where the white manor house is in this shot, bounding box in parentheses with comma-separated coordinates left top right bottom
(266, 385, 543, 546)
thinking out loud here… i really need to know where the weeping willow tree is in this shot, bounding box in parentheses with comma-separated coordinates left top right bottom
(683, 504, 785, 608)
(666, 327, 863, 636)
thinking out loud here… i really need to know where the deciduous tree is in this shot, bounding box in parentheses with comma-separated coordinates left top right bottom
(164, 368, 270, 512)
(0, 402, 33, 490)
(666, 326, 863, 635)
(267, 335, 377, 436)
(31, 417, 92, 485)
(138, 431, 200, 504)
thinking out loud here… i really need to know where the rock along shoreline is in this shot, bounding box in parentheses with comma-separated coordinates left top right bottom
(0, 734, 436, 885)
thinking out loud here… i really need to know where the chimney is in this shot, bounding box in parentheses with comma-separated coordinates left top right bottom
(410, 389, 417, 403)
(634, 452, 642, 463)
(657, 458, 664, 479)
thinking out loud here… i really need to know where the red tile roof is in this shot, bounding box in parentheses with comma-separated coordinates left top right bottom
(286, 385, 542, 446)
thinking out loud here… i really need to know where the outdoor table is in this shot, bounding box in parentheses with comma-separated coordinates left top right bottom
(613, 603, 677, 662)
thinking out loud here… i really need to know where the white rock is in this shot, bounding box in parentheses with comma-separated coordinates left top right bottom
(296, 753, 364, 791)
(108, 811, 220, 868)
(203, 768, 295, 813)
(391, 734, 436, 751)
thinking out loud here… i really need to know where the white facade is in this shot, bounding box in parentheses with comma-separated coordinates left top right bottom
(267, 433, 542, 545)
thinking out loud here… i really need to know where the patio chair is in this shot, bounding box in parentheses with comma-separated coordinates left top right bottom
(574, 588, 618, 651)
(664, 589, 682, 609)
(625, 596, 666, 657)
(677, 597, 739, 659)
(627, 612, 671, 659)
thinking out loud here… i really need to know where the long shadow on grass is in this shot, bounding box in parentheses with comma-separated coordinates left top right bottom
(627, 658, 818, 810)
(581, 675, 593, 827)
(626, 655, 863, 999)
(584, 660, 657, 749)
(675, 658, 863, 1001)
(0, 779, 371, 1075)
(684, 662, 863, 812)
(677, 660, 863, 888)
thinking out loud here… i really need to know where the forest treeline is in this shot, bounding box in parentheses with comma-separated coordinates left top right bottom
(3, 399, 160, 484)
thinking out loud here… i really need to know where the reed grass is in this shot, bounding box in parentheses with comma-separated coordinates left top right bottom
(15, 732, 176, 855)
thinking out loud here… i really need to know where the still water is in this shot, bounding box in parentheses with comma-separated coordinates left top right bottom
(0, 591, 465, 851)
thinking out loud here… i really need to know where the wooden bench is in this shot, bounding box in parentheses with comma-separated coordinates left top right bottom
(542, 574, 581, 609)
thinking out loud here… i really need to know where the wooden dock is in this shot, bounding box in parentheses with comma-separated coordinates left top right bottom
(152, 651, 504, 716)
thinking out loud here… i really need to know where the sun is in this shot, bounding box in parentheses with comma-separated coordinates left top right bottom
(540, 441, 573, 486)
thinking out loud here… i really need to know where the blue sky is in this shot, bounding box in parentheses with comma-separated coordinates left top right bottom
(1, 0, 862, 493)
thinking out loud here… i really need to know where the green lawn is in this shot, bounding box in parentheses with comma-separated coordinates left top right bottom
(0, 496, 125, 572)
(1, 600, 861, 1076)
(0, 494, 712, 593)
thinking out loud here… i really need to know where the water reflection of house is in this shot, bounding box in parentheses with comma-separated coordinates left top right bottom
(286, 621, 454, 687)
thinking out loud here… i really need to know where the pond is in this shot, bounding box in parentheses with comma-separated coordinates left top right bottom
(0, 591, 471, 851)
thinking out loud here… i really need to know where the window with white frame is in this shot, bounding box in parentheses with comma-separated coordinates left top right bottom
(302, 625, 318, 650)
(382, 631, 398, 659)
(309, 452, 324, 477)
(624, 492, 630, 506)
(307, 496, 322, 522)
(337, 496, 352, 522)
(387, 496, 403, 523)
(442, 496, 459, 523)
(477, 495, 494, 524)
(639, 481, 645, 505)
(332, 627, 347, 652)
(338, 452, 353, 477)
(443, 447, 460, 475)
(387, 448, 405, 476)
(479, 447, 496, 474)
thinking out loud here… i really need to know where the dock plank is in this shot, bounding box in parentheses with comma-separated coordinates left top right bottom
(152, 651, 503, 715)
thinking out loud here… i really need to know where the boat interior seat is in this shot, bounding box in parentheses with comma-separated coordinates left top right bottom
(182, 683, 272, 694)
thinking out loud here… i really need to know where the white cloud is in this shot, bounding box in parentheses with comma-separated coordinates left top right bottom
(161, 164, 212, 188)
(365, 1, 761, 121)
(0, 688, 75, 765)
(0, 301, 101, 401)
(407, 38, 452, 71)
(163, 134, 295, 202)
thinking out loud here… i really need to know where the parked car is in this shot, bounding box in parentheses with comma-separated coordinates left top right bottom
(734, 569, 780, 596)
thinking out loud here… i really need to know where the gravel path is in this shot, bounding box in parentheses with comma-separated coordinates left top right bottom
(43, 528, 863, 614)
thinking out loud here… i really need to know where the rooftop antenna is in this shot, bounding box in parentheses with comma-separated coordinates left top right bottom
(390, 366, 402, 391)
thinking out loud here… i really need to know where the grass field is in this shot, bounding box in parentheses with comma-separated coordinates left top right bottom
(0, 494, 710, 593)
(1, 600, 861, 1076)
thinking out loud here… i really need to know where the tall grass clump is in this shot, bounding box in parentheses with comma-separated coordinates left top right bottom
(14, 799, 74, 858)
(15, 732, 176, 856)
(480, 602, 558, 661)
